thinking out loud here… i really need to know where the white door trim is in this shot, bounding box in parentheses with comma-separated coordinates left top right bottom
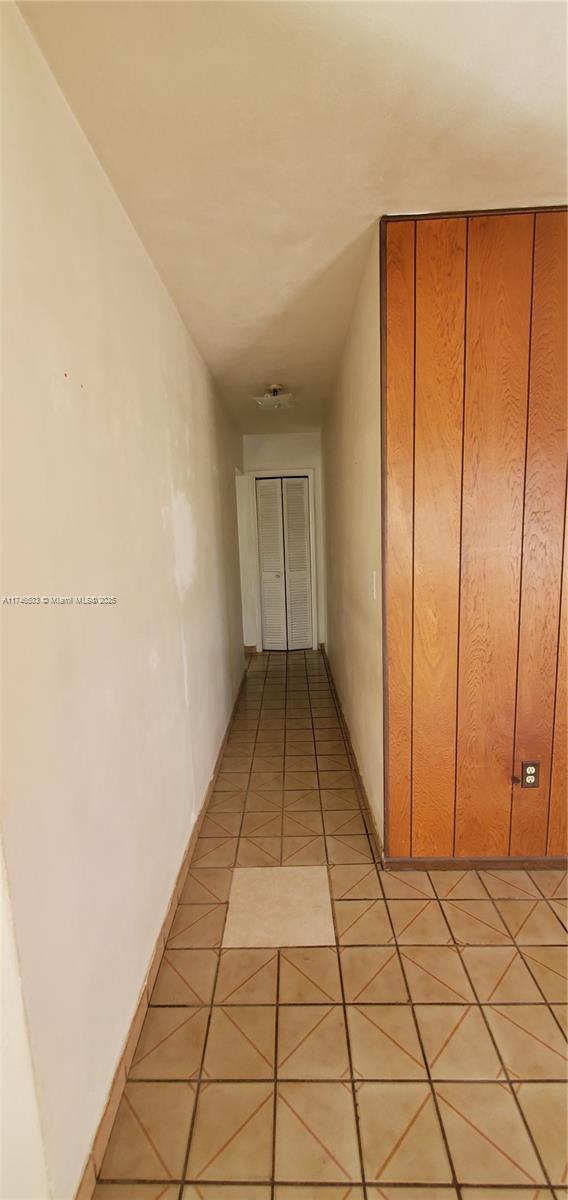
(248, 467, 318, 652)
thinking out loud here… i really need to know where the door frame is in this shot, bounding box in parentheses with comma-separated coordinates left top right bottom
(248, 468, 318, 652)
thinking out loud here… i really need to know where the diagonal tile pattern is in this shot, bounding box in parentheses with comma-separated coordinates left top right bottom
(415, 1004, 502, 1079)
(214, 948, 277, 1005)
(277, 1004, 350, 1078)
(435, 1082, 545, 1184)
(357, 1081, 453, 1183)
(347, 1003, 426, 1078)
(100, 1082, 196, 1180)
(400, 945, 474, 1003)
(275, 1082, 360, 1181)
(279, 947, 342, 1003)
(186, 1082, 273, 1180)
(98, 650, 568, 1195)
(130, 1007, 209, 1079)
(515, 1080, 568, 1183)
(484, 1004, 568, 1079)
(203, 1006, 276, 1078)
(341, 946, 408, 1002)
(460, 946, 542, 1003)
(180, 869, 233, 904)
(151, 950, 218, 1006)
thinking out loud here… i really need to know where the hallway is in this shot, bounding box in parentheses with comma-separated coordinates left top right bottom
(2, 6, 566, 1197)
(95, 652, 567, 1197)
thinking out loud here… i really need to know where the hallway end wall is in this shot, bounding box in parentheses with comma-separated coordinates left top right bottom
(239, 432, 326, 646)
(1, 8, 244, 1197)
(323, 228, 384, 833)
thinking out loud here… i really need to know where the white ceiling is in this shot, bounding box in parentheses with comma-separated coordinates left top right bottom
(21, 1, 567, 432)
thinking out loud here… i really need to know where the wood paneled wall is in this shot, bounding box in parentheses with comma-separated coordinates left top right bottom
(383, 209, 567, 861)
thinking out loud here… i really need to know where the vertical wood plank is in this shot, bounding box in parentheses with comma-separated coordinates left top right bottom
(511, 211, 568, 854)
(385, 220, 415, 856)
(412, 217, 466, 856)
(548, 513, 567, 856)
(455, 213, 534, 857)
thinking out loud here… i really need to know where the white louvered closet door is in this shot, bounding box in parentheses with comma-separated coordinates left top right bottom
(283, 476, 313, 650)
(256, 478, 287, 650)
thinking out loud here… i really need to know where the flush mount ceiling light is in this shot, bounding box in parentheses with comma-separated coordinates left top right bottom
(254, 384, 295, 410)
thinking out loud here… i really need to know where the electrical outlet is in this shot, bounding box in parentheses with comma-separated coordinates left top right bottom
(521, 761, 540, 788)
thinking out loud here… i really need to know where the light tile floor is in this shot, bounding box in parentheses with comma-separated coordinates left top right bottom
(95, 650, 568, 1200)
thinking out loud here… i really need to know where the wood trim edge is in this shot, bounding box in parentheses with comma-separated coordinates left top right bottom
(385, 855, 568, 870)
(75, 665, 248, 1200)
(381, 204, 567, 225)
(379, 214, 390, 858)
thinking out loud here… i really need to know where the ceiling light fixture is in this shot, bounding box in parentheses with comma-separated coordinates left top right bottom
(254, 384, 294, 410)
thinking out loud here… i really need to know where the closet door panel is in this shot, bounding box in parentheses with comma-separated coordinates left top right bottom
(283, 476, 313, 651)
(455, 214, 534, 856)
(385, 220, 415, 856)
(511, 211, 568, 854)
(412, 217, 466, 856)
(256, 478, 287, 651)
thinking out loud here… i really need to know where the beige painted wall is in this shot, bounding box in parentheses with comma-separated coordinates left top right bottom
(0, 854, 49, 1200)
(241, 432, 326, 645)
(322, 228, 383, 832)
(1, 8, 244, 1197)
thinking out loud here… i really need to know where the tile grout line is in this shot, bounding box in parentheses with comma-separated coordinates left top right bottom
(472, 862, 568, 936)
(474, 869, 568, 1033)
(105, 1176, 555, 1190)
(268, 649, 294, 1193)
(177, 651, 265, 1194)
(102, 652, 566, 1195)
(529, 868, 568, 903)
(421, 865, 568, 1041)
(234, 651, 270, 867)
(318, 658, 369, 1198)
(376, 869, 463, 1200)
(515, 948, 568, 1042)
(312, 650, 332, 879)
(175, 877, 231, 1197)
(524, 870, 568, 945)
(433, 878, 556, 1193)
(123, 1071, 568, 1084)
(270, 943, 281, 1198)
(328, 858, 369, 1196)
(322, 651, 379, 867)
(467, 867, 568, 1044)
(309, 648, 366, 1192)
